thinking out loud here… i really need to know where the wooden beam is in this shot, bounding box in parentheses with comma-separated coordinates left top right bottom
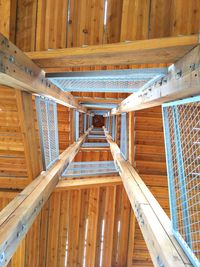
(26, 35, 198, 68)
(113, 45, 200, 114)
(75, 96, 123, 104)
(56, 176, 122, 191)
(128, 112, 135, 166)
(104, 129, 192, 267)
(80, 147, 110, 151)
(0, 128, 91, 265)
(0, 34, 86, 113)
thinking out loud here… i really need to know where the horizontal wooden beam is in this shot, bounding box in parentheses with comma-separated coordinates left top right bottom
(80, 147, 110, 151)
(0, 129, 91, 266)
(26, 35, 198, 68)
(39, 63, 171, 74)
(104, 130, 192, 267)
(56, 176, 122, 190)
(75, 96, 124, 104)
(0, 34, 86, 113)
(112, 45, 200, 114)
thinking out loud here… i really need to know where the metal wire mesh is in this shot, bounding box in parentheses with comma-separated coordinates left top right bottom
(51, 78, 146, 93)
(120, 113, 128, 160)
(112, 115, 116, 140)
(49, 68, 167, 93)
(105, 116, 110, 131)
(74, 110, 79, 141)
(35, 97, 59, 170)
(162, 96, 200, 267)
(62, 161, 118, 178)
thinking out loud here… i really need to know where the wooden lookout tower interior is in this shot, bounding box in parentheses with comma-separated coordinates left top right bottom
(0, 1, 200, 266)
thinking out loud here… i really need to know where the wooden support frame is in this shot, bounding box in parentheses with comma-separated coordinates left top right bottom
(128, 112, 135, 166)
(0, 128, 91, 266)
(0, 33, 86, 113)
(56, 176, 122, 191)
(26, 35, 198, 69)
(112, 45, 200, 115)
(104, 129, 192, 267)
(75, 96, 123, 104)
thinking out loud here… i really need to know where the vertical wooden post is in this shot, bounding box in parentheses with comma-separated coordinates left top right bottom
(127, 111, 136, 266)
(16, 90, 42, 181)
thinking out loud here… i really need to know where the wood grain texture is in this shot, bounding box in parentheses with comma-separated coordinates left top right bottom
(36, 0, 68, 51)
(0, 87, 41, 188)
(13, 0, 200, 52)
(0, 128, 90, 265)
(120, 0, 150, 41)
(0, 0, 11, 39)
(15, 0, 37, 51)
(105, 129, 191, 267)
(27, 35, 198, 68)
(67, 0, 105, 48)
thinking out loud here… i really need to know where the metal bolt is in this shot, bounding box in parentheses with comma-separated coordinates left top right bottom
(156, 256, 165, 267)
(8, 56, 15, 63)
(17, 231, 21, 237)
(175, 70, 182, 79)
(0, 252, 5, 263)
(8, 55, 15, 64)
(190, 63, 196, 71)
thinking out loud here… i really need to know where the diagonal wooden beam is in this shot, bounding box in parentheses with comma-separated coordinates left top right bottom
(0, 33, 86, 113)
(104, 129, 192, 267)
(26, 35, 198, 69)
(112, 45, 200, 114)
(0, 128, 91, 266)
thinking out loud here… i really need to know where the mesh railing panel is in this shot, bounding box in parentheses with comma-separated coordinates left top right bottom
(62, 161, 118, 178)
(163, 96, 200, 267)
(112, 115, 116, 140)
(49, 68, 167, 93)
(35, 97, 59, 170)
(51, 78, 147, 93)
(120, 113, 128, 160)
(74, 110, 79, 141)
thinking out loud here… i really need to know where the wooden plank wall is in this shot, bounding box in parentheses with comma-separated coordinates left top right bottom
(72, 91, 130, 100)
(74, 149, 113, 162)
(57, 104, 71, 153)
(129, 106, 169, 267)
(0, 0, 12, 38)
(1, 1, 198, 266)
(0, 86, 42, 189)
(0, 184, 132, 267)
(0, 87, 72, 190)
(9, 0, 200, 52)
